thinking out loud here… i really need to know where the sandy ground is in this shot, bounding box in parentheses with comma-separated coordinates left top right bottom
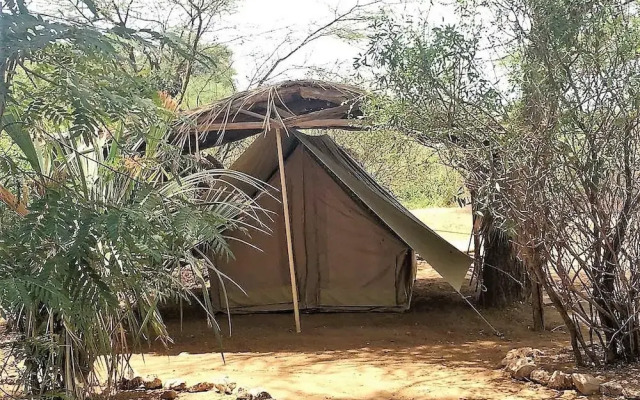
(119, 206, 639, 400)
(129, 263, 572, 400)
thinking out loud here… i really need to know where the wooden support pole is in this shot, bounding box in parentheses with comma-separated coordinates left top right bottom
(275, 128, 302, 333)
(195, 118, 358, 133)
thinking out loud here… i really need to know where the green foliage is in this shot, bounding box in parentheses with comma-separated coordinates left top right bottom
(330, 130, 463, 208)
(0, 1, 267, 398)
(355, 13, 510, 214)
(146, 44, 236, 107)
(181, 73, 234, 108)
(358, 14, 504, 131)
(394, 163, 463, 209)
(359, 0, 640, 365)
(180, 54, 236, 108)
(0, 165, 265, 396)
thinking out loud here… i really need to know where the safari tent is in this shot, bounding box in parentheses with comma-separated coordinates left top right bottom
(209, 130, 471, 313)
(175, 80, 471, 324)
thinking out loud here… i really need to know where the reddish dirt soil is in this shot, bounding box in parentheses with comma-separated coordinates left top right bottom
(129, 263, 575, 400)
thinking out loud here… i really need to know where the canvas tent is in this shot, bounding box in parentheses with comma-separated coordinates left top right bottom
(175, 80, 472, 327)
(210, 129, 471, 313)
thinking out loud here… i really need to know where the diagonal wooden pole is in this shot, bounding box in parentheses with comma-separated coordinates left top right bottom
(275, 128, 302, 333)
(0, 184, 28, 216)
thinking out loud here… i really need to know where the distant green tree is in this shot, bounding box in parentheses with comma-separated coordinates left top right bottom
(330, 129, 463, 208)
(356, 15, 531, 313)
(178, 45, 236, 107)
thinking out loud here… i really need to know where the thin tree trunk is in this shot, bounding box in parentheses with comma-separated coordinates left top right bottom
(527, 247, 546, 331)
(531, 279, 544, 331)
(478, 219, 527, 307)
(532, 265, 596, 366)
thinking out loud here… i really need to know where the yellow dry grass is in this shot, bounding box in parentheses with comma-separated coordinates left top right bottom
(411, 206, 473, 252)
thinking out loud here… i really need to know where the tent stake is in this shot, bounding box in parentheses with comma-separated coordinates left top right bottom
(275, 128, 302, 333)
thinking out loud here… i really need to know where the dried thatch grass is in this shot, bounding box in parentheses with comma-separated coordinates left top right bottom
(173, 80, 366, 151)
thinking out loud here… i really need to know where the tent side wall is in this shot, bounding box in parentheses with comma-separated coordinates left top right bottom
(211, 145, 307, 312)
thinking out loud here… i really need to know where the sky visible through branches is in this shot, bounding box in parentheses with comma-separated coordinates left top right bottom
(28, 0, 483, 89)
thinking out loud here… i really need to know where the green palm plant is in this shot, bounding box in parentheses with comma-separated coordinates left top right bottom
(1, 1, 270, 398)
(0, 134, 269, 399)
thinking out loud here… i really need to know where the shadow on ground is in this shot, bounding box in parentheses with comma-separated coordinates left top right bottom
(130, 264, 570, 400)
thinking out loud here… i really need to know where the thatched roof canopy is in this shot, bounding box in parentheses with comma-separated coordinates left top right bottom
(173, 80, 366, 151)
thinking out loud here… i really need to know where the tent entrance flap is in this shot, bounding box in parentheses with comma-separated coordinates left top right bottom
(302, 144, 409, 308)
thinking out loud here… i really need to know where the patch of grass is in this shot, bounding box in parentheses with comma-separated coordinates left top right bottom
(329, 129, 465, 209)
(412, 207, 473, 250)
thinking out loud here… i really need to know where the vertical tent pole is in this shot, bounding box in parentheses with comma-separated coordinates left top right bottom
(275, 127, 302, 333)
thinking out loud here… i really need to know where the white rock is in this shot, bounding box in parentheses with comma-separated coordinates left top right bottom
(236, 388, 251, 400)
(190, 382, 216, 392)
(600, 381, 624, 396)
(118, 376, 143, 390)
(500, 347, 543, 367)
(213, 376, 236, 394)
(164, 378, 186, 391)
(249, 387, 273, 399)
(143, 375, 163, 390)
(507, 358, 537, 380)
(571, 373, 602, 395)
(624, 388, 640, 400)
(530, 369, 551, 385)
(548, 371, 573, 390)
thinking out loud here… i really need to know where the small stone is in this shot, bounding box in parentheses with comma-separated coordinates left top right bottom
(548, 371, 574, 390)
(164, 379, 186, 391)
(131, 376, 144, 389)
(500, 347, 543, 367)
(213, 376, 236, 394)
(160, 390, 178, 399)
(249, 388, 273, 399)
(189, 382, 215, 392)
(624, 388, 640, 400)
(119, 376, 143, 390)
(236, 388, 251, 400)
(600, 381, 624, 396)
(530, 369, 551, 385)
(571, 373, 602, 395)
(143, 375, 163, 390)
(117, 377, 130, 390)
(177, 352, 190, 356)
(507, 358, 537, 380)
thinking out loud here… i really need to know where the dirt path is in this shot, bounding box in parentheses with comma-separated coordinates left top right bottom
(130, 265, 572, 400)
